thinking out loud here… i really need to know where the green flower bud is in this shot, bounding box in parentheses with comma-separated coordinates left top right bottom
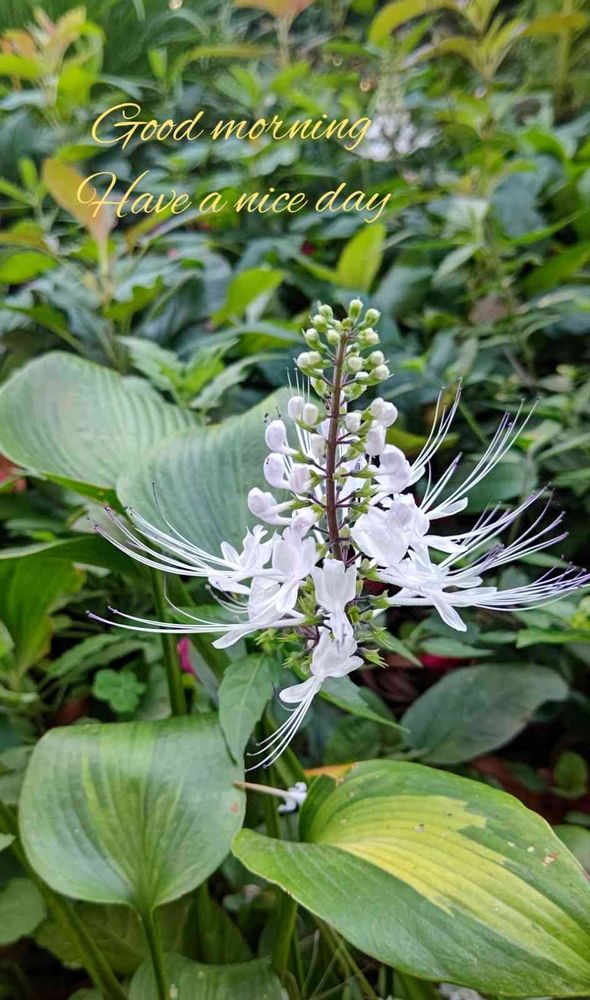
(319, 303, 333, 319)
(347, 355, 364, 373)
(369, 350, 385, 367)
(373, 364, 390, 381)
(327, 330, 340, 346)
(303, 328, 320, 347)
(364, 308, 381, 326)
(348, 298, 363, 320)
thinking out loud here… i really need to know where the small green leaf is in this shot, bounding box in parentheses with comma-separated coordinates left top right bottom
(0, 878, 46, 945)
(553, 752, 588, 800)
(0, 833, 14, 852)
(219, 654, 280, 760)
(336, 224, 386, 291)
(92, 668, 146, 714)
(0, 250, 55, 283)
(214, 268, 284, 324)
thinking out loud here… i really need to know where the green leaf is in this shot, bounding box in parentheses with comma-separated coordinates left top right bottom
(524, 12, 588, 35)
(233, 761, 590, 996)
(0, 535, 145, 580)
(369, 0, 451, 44)
(335, 224, 386, 291)
(20, 716, 244, 914)
(213, 268, 284, 324)
(0, 554, 82, 672)
(129, 953, 282, 1000)
(92, 668, 146, 714)
(0, 250, 55, 283)
(401, 664, 568, 764)
(219, 654, 280, 760)
(42, 158, 113, 248)
(0, 833, 14, 852)
(0, 54, 41, 79)
(0, 353, 193, 496)
(553, 752, 588, 799)
(36, 896, 191, 975)
(117, 390, 288, 552)
(555, 826, 590, 872)
(319, 675, 402, 730)
(0, 878, 46, 945)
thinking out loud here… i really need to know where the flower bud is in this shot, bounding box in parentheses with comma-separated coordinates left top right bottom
(355, 370, 370, 382)
(364, 308, 381, 326)
(327, 330, 340, 346)
(373, 365, 390, 381)
(365, 424, 386, 456)
(319, 303, 333, 319)
(265, 419, 289, 452)
(347, 355, 364, 373)
(303, 328, 320, 347)
(345, 411, 362, 434)
(287, 395, 305, 420)
(362, 329, 379, 346)
(302, 402, 319, 425)
(369, 350, 385, 367)
(348, 298, 363, 320)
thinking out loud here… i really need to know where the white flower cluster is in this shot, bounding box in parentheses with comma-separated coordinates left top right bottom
(93, 299, 589, 763)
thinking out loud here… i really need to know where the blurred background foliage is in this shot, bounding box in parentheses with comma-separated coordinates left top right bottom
(1, 0, 590, 995)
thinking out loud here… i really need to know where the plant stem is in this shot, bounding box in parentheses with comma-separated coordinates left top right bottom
(0, 804, 127, 1000)
(554, 0, 574, 122)
(325, 334, 348, 561)
(314, 918, 378, 1000)
(141, 907, 168, 1000)
(271, 892, 298, 980)
(149, 567, 187, 716)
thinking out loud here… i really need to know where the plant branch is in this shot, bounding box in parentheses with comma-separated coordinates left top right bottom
(325, 334, 348, 561)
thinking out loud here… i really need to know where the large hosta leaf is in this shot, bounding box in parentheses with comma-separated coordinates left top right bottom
(118, 390, 288, 550)
(233, 761, 590, 996)
(20, 716, 244, 914)
(129, 954, 282, 1000)
(0, 353, 192, 496)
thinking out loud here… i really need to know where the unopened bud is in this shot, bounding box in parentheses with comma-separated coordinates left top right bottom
(265, 419, 289, 452)
(362, 328, 379, 346)
(327, 330, 340, 346)
(304, 329, 320, 347)
(319, 303, 333, 319)
(369, 351, 385, 367)
(348, 298, 363, 320)
(287, 395, 305, 420)
(345, 411, 362, 434)
(302, 402, 319, 425)
(373, 365, 390, 381)
(355, 370, 370, 382)
(364, 308, 381, 326)
(347, 355, 364, 373)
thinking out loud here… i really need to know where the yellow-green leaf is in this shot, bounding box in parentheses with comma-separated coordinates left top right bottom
(336, 223, 386, 291)
(233, 761, 590, 996)
(42, 158, 113, 247)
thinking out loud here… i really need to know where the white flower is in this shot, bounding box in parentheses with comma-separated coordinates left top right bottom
(312, 559, 356, 642)
(252, 629, 363, 767)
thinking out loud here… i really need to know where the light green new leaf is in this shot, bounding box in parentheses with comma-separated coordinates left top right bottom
(336, 224, 386, 291)
(0, 250, 55, 283)
(129, 953, 282, 1000)
(214, 268, 284, 324)
(233, 761, 590, 996)
(0, 878, 46, 945)
(0, 833, 14, 852)
(118, 390, 289, 551)
(401, 664, 568, 764)
(0, 353, 193, 497)
(219, 654, 280, 760)
(369, 0, 453, 44)
(20, 716, 244, 914)
(0, 554, 82, 672)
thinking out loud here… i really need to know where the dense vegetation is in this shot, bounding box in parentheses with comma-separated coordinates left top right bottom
(1, 1, 590, 998)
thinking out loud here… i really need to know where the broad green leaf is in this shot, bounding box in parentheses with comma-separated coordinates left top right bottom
(130, 953, 282, 1000)
(213, 268, 284, 324)
(524, 12, 588, 35)
(219, 654, 280, 760)
(0, 554, 82, 672)
(117, 390, 288, 551)
(319, 675, 402, 730)
(0, 250, 55, 283)
(36, 896, 191, 975)
(0, 878, 46, 945)
(234, 761, 590, 996)
(20, 716, 244, 915)
(0, 54, 41, 79)
(42, 158, 113, 248)
(335, 224, 386, 291)
(0, 535, 145, 579)
(401, 664, 568, 764)
(0, 353, 193, 496)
